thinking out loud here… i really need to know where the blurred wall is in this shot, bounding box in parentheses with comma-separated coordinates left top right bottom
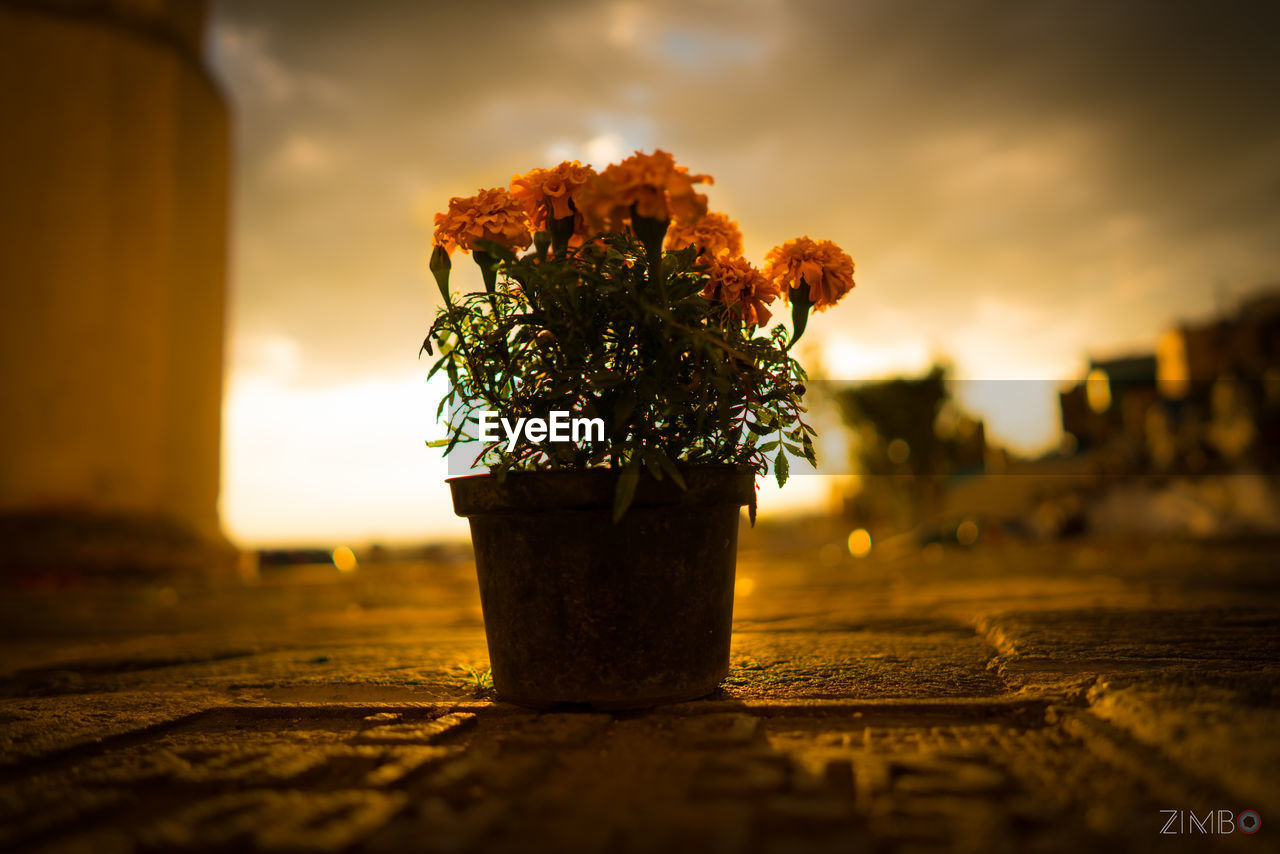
(0, 0, 231, 573)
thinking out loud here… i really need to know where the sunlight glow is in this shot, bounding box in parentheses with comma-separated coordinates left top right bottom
(221, 360, 829, 546)
(220, 367, 466, 547)
(585, 133, 624, 166)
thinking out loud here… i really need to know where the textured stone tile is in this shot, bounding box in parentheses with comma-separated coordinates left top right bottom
(980, 607, 1280, 665)
(726, 628, 1006, 700)
(141, 789, 407, 851)
(0, 699, 1245, 853)
(352, 712, 477, 745)
(0, 691, 219, 766)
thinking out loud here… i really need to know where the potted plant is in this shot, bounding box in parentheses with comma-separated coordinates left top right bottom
(422, 151, 855, 709)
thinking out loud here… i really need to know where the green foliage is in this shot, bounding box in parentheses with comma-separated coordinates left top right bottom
(424, 231, 815, 516)
(455, 663, 494, 694)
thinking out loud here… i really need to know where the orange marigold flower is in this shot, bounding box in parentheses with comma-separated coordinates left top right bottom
(580, 150, 713, 231)
(702, 256, 780, 326)
(665, 211, 744, 259)
(762, 237, 855, 311)
(510, 161, 597, 231)
(433, 187, 532, 255)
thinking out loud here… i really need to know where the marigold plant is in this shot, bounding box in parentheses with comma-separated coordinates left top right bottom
(423, 151, 856, 519)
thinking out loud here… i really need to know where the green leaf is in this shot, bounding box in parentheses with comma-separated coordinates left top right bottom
(612, 388, 638, 430)
(774, 450, 790, 488)
(654, 450, 687, 489)
(641, 448, 664, 481)
(426, 354, 451, 382)
(613, 458, 641, 523)
(588, 371, 623, 389)
(800, 434, 817, 465)
(443, 429, 474, 457)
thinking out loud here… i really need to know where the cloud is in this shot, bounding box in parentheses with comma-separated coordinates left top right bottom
(206, 0, 1280, 538)
(210, 23, 345, 107)
(267, 133, 342, 179)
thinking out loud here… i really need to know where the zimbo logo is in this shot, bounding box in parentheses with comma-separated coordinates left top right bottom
(1160, 809, 1260, 835)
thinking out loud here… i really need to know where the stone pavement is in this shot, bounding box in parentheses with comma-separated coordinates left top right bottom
(1, 533, 1277, 853)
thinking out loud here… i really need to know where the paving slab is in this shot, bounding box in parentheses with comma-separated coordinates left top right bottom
(0, 698, 1249, 854)
(0, 539, 1275, 852)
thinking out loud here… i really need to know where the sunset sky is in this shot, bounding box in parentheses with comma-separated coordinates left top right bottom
(208, 0, 1280, 545)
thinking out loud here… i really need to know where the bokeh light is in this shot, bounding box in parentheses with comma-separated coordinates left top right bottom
(332, 546, 358, 573)
(887, 438, 911, 465)
(847, 528, 872, 558)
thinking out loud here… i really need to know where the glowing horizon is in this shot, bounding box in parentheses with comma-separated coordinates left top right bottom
(219, 321, 1082, 547)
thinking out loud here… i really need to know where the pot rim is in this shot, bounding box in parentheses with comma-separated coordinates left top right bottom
(447, 464, 755, 517)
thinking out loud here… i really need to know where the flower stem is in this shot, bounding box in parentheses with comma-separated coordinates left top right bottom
(632, 211, 670, 300)
(474, 250, 498, 295)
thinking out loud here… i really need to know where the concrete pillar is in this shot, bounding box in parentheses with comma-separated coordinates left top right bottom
(0, 0, 233, 576)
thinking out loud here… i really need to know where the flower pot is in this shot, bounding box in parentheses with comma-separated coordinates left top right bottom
(448, 465, 755, 710)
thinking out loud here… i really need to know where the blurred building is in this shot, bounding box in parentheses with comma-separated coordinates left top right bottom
(1160, 291, 1280, 386)
(1060, 354, 1157, 459)
(1060, 288, 1280, 475)
(0, 0, 233, 575)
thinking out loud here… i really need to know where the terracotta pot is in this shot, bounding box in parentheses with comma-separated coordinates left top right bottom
(448, 465, 754, 710)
